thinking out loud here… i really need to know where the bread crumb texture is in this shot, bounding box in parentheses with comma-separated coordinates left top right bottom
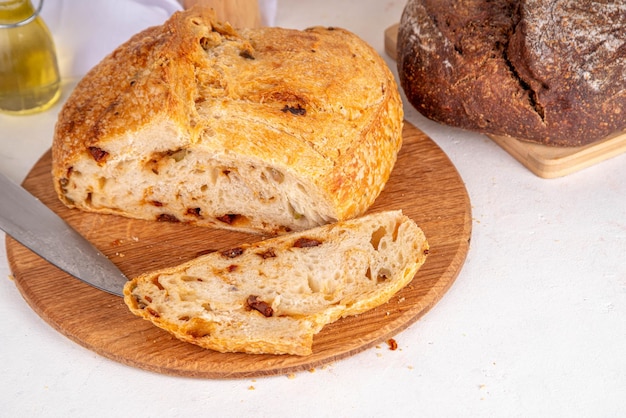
(123, 210, 428, 355)
(52, 6, 403, 235)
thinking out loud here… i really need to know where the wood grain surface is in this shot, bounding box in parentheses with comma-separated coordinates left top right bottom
(486, 131, 626, 178)
(385, 23, 626, 179)
(6, 122, 471, 379)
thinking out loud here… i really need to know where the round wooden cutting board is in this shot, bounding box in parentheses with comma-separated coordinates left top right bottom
(6, 122, 471, 379)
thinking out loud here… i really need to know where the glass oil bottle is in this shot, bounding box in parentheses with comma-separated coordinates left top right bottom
(0, 0, 61, 114)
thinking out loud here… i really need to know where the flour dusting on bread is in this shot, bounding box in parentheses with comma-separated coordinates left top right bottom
(397, 0, 626, 146)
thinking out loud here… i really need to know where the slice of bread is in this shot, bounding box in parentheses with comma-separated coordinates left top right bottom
(123, 210, 429, 356)
(52, 6, 404, 235)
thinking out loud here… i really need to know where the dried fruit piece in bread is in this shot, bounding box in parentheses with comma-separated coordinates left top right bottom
(123, 210, 428, 355)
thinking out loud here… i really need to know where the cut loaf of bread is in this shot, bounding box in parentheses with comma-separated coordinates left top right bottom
(123, 210, 429, 356)
(52, 6, 404, 235)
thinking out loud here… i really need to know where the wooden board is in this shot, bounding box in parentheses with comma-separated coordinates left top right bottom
(486, 131, 626, 178)
(6, 122, 471, 379)
(385, 23, 626, 179)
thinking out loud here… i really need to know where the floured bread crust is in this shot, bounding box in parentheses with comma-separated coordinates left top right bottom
(124, 210, 429, 356)
(52, 7, 403, 234)
(398, 0, 626, 146)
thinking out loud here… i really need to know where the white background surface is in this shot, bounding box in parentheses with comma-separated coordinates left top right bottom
(1, 1, 625, 416)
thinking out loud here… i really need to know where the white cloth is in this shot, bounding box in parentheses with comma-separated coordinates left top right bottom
(259, 0, 277, 26)
(41, 0, 183, 79)
(40, 0, 277, 80)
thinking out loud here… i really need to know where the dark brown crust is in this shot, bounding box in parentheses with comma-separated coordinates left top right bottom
(397, 0, 626, 146)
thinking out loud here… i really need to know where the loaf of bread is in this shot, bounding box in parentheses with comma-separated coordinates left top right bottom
(397, 0, 626, 147)
(123, 210, 429, 356)
(52, 7, 403, 235)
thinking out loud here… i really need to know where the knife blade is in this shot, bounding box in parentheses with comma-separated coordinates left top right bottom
(0, 172, 127, 296)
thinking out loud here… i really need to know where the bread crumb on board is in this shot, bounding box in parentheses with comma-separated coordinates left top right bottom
(387, 338, 398, 350)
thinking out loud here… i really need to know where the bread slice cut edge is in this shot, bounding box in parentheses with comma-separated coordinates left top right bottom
(123, 210, 429, 356)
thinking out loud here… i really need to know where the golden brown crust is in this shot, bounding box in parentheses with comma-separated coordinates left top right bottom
(52, 7, 403, 232)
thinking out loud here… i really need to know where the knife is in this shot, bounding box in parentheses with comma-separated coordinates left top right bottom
(0, 172, 127, 296)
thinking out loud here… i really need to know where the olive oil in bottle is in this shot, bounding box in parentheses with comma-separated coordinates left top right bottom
(0, 0, 61, 115)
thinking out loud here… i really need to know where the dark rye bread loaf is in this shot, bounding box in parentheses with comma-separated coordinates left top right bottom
(397, 0, 626, 147)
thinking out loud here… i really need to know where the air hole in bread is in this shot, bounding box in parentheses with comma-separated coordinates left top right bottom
(370, 226, 387, 250)
(377, 268, 391, 284)
(219, 167, 237, 182)
(392, 221, 401, 242)
(307, 275, 321, 293)
(266, 167, 284, 183)
(199, 36, 212, 51)
(239, 49, 255, 60)
(146, 159, 159, 175)
(288, 203, 305, 220)
(169, 149, 188, 162)
(179, 291, 197, 302)
(208, 167, 221, 185)
(98, 176, 107, 189)
(184, 318, 214, 338)
(145, 149, 188, 175)
(85, 192, 92, 205)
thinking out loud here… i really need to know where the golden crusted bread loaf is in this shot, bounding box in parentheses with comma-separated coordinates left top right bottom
(123, 210, 429, 356)
(51, 7, 403, 234)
